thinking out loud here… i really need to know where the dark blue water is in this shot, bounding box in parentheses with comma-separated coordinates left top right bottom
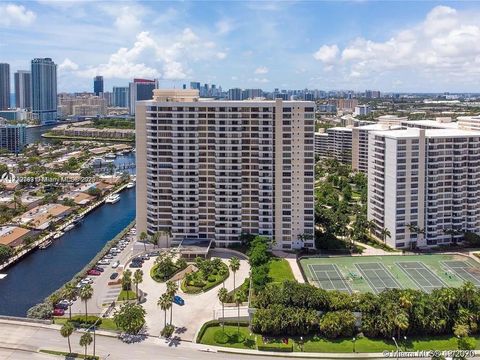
(26, 124, 57, 144)
(0, 186, 136, 316)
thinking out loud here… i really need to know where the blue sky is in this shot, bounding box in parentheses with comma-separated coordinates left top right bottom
(2, 1, 480, 92)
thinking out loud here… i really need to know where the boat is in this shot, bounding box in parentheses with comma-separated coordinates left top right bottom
(72, 214, 84, 224)
(53, 231, 64, 239)
(105, 153, 116, 159)
(0, 274, 7, 280)
(105, 194, 120, 204)
(39, 240, 52, 249)
(64, 224, 75, 231)
(126, 181, 135, 188)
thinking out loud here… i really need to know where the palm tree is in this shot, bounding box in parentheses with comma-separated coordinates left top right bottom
(79, 284, 93, 323)
(122, 269, 132, 300)
(380, 227, 391, 243)
(166, 280, 178, 325)
(229, 257, 240, 295)
(139, 231, 148, 252)
(394, 312, 409, 339)
(157, 293, 171, 329)
(149, 232, 160, 248)
(133, 269, 143, 302)
(218, 287, 228, 332)
(234, 290, 243, 334)
(461, 282, 476, 308)
(60, 322, 74, 355)
(79, 332, 93, 359)
(63, 283, 76, 320)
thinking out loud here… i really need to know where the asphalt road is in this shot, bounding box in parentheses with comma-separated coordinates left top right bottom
(0, 321, 292, 360)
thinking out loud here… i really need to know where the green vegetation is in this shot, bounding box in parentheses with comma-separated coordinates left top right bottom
(300, 254, 478, 293)
(42, 132, 134, 142)
(182, 257, 229, 294)
(113, 303, 146, 334)
(0, 244, 13, 263)
(198, 323, 256, 349)
(251, 280, 480, 342)
(92, 118, 135, 129)
(268, 258, 295, 283)
(54, 316, 118, 331)
(39, 349, 98, 359)
(150, 253, 187, 282)
(117, 289, 137, 301)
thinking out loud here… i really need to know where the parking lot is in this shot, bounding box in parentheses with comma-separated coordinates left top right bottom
(68, 228, 138, 316)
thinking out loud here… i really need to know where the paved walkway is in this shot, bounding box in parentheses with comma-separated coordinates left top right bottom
(271, 250, 305, 283)
(140, 253, 250, 341)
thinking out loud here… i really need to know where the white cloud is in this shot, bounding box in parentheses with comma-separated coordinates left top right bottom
(250, 77, 269, 83)
(254, 66, 269, 74)
(313, 5, 480, 81)
(58, 58, 79, 72)
(99, 3, 145, 34)
(0, 3, 36, 27)
(75, 28, 224, 80)
(313, 44, 339, 63)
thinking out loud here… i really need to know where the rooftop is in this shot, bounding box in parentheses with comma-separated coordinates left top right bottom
(0, 226, 30, 246)
(372, 128, 480, 139)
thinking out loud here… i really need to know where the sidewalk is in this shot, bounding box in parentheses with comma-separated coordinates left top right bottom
(271, 250, 305, 283)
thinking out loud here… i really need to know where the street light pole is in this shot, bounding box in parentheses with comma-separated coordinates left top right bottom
(392, 336, 399, 359)
(353, 337, 356, 353)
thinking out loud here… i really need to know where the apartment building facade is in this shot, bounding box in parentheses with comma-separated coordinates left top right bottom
(368, 128, 480, 249)
(136, 89, 315, 250)
(314, 127, 352, 164)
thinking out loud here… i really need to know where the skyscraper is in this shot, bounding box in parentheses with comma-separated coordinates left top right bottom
(0, 121, 27, 154)
(113, 86, 129, 107)
(0, 63, 10, 110)
(94, 75, 104, 96)
(14, 70, 31, 109)
(31, 58, 57, 124)
(136, 89, 315, 250)
(128, 78, 158, 115)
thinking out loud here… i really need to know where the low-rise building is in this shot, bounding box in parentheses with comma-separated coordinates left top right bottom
(17, 203, 72, 230)
(0, 226, 33, 248)
(50, 124, 134, 140)
(59, 191, 94, 205)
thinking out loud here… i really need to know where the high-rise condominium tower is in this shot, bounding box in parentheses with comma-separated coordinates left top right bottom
(31, 58, 57, 124)
(0, 63, 10, 110)
(129, 78, 158, 115)
(136, 89, 315, 250)
(14, 70, 31, 109)
(94, 75, 104, 96)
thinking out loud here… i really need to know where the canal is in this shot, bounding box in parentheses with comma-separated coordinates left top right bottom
(0, 136, 137, 316)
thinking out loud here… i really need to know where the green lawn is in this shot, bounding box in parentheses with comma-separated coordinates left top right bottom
(117, 290, 137, 301)
(200, 325, 256, 349)
(300, 254, 480, 293)
(198, 325, 480, 353)
(40, 349, 98, 359)
(268, 258, 295, 283)
(54, 317, 119, 331)
(182, 263, 229, 294)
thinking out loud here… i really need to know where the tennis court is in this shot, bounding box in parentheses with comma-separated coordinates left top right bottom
(355, 263, 402, 294)
(300, 254, 480, 294)
(308, 264, 352, 293)
(442, 261, 480, 287)
(396, 261, 447, 292)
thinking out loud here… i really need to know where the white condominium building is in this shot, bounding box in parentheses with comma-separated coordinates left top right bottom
(136, 89, 315, 250)
(314, 127, 352, 164)
(368, 128, 480, 249)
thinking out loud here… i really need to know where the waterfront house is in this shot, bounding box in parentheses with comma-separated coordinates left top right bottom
(17, 203, 72, 230)
(59, 191, 94, 205)
(0, 226, 33, 248)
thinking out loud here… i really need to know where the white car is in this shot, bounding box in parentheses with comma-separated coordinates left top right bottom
(111, 261, 120, 269)
(98, 259, 110, 265)
(82, 277, 93, 284)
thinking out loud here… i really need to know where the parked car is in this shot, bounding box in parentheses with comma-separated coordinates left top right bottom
(111, 261, 120, 269)
(132, 257, 144, 263)
(104, 254, 114, 259)
(81, 277, 93, 284)
(129, 262, 142, 268)
(141, 255, 150, 261)
(110, 273, 119, 280)
(87, 269, 101, 276)
(173, 295, 185, 306)
(55, 302, 69, 310)
(53, 308, 65, 316)
(92, 266, 104, 272)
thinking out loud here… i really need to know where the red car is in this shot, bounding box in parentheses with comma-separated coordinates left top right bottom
(53, 308, 65, 316)
(87, 269, 101, 276)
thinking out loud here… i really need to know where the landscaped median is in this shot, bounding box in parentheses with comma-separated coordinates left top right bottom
(181, 257, 229, 294)
(40, 349, 99, 360)
(197, 321, 480, 353)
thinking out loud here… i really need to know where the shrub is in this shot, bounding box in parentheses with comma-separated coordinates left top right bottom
(319, 311, 356, 339)
(161, 324, 175, 338)
(208, 275, 216, 282)
(27, 302, 52, 320)
(69, 315, 102, 328)
(257, 336, 293, 352)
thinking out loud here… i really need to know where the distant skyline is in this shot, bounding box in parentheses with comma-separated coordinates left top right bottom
(2, 1, 480, 93)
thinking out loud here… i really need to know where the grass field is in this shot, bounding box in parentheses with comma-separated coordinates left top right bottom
(268, 258, 295, 283)
(300, 254, 480, 293)
(198, 324, 480, 352)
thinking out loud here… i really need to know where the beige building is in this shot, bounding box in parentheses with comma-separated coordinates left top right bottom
(136, 89, 315, 250)
(0, 226, 33, 248)
(58, 94, 106, 117)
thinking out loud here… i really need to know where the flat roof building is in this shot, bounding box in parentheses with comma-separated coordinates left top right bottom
(136, 89, 315, 250)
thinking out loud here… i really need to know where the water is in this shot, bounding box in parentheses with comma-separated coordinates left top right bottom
(26, 124, 57, 144)
(0, 164, 136, 317)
